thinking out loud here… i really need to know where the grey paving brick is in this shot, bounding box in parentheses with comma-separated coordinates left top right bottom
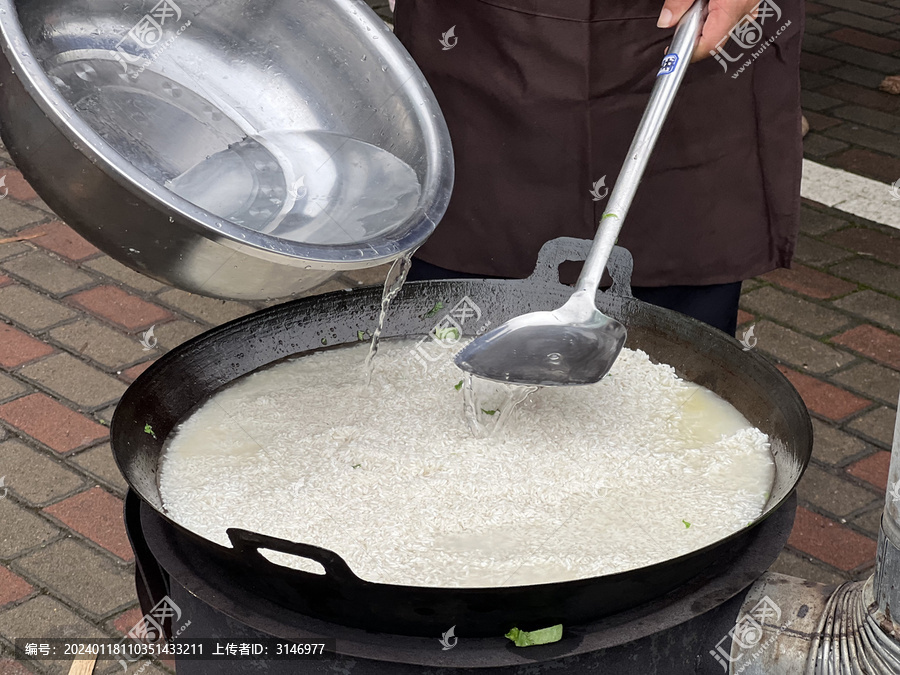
(18, 353, 127, 409)
(152, 319, 205, 350)
(1, 252, 94, 296)
(804, 16, 843, 34)
(769, 549, 845, 585)
(847, 406, 897, 447)
(833, 362, 900, 406)
(0, 595, 104, 667)
(83, 256, 166, 294)
(0, 242, 31, 262)
(801, 71, 839, 90)
(818, 0, 900, 18)
(740, 287, 853, 336)
(0, 373, 26, 403)
(14, 538, 136, 619)
(0, 202, 44, 234)
(827, 64, 892, 89)
(753, 320, 855, 373)
(802, 33, 841, 55)
(0, 286, 76, 332)
(801, 90, 842, 112)
(800, 208, 850, 235)
(812, 419, 869, 466)
(803, 133, 850, 158)
(820, 10, 900, 33)
(833, 290, 900, 332)
(829, 46, 900, 74)
(832, 104, 900, 133)
(0, 440, 84, 506)
(70, 444, 128, 496)
(155, 289, 254, 326)
(851, 506, 884, 539)
(829, 258, 900, 295)
(49, 319, 149, 370)
(0, 499, 59, 559)
(94, 405, 117, 428)
(797, 464, 880, 517)
(793, 234, 856, 267)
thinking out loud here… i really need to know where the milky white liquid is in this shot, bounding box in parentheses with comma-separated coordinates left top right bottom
(159, 339, 775, 587)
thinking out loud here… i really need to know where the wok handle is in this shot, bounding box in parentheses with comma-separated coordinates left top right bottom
(575, 0, 707, 297)
(226, 528, 364, 587)
(529, 237, 634, 299)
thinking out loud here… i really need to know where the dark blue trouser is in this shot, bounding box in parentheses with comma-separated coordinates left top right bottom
(406, 258, 742, 337)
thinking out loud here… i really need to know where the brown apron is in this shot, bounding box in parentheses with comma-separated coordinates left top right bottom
(393, 0, 803, 286)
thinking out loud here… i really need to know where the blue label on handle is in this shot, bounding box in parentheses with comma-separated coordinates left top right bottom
(657, 53, 679, 76)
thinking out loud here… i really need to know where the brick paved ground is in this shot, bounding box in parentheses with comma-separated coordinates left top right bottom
(0, 1, 897, 673)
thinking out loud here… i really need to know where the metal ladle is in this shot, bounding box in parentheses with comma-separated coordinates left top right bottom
(455, 0, 707, 386)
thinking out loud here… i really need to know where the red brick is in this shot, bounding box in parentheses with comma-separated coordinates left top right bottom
(788, 506, 877, 571)
(825, 227, 900, 266)
(121, 360, 155, 383)
(0, 565, 33, 607)
(737, 310, 753, 327)
(68, 286, 172, 332)
(832, 325, 900, 370)
(0, 394, 107, 453)
(17, 221, 99, 261)
(0, 169, 38, 201)
(825, 27, 900, 54)
(44, 487, 133, 561)
(777, 366, 872, 421)
(829, 148, 900, 185)
(762, 264, 856, 300)
(0, 274, 11, 288)
(113, 606, 146, 635)
(0, 324, 54, 368)
(0, 657, 33, 675)
(847, 451, 891, 491)
(819, 82, 900, 112)
(801, 52, 841, 72)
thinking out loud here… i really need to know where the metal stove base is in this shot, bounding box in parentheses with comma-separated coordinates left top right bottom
(128, 491, 797, 674)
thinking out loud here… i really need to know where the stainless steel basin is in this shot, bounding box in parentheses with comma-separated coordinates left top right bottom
(0, 0, 453, 299)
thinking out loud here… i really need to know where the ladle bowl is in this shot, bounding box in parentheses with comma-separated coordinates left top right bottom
(0, 0, 453, 299)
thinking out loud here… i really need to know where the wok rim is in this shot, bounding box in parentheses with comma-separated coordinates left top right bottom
(111, 279, 813, 595)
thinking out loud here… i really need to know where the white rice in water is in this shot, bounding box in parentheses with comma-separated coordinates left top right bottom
(159, 339, 774, 588)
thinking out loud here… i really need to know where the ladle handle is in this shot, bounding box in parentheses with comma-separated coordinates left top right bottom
(575, 0, 707, 296)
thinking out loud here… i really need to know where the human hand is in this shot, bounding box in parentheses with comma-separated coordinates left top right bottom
(657, 0, 760, 61)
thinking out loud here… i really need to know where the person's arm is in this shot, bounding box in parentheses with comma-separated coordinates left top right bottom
(657, 0, 761, 61)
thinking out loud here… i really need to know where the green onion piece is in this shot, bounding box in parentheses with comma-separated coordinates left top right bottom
(424, 301, 444, 318)
(434, 327, 460, 341)
(321, 338, 328, 345)
(357, 330, 366, 341)
(682, 520, 691, 529)
(144, 423, 156, 438)
(455, 380, 463, 391)
(481, 409, 497, 416)
(352, 464, 361, 469)
(505, 625, 563, 647)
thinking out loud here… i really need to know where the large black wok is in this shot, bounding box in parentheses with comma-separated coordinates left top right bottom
(111, 238, 812, 637)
